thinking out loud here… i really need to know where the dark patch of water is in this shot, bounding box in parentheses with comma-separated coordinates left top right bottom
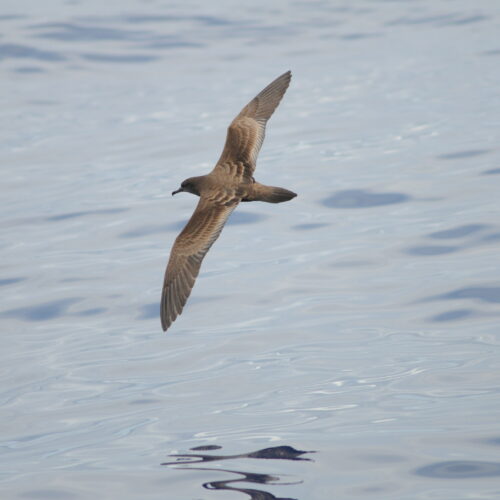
(386, 14, 457, 26)
(129, 398, 160, 405)
(425, 286, 500, 304)
(291, 223, 329, 231)
(322, 189, 410, 208)
(73, 307, 107, 316)
(444, 15, 488, 26)
(30, 22, 150, 42)
(137, 303, 159, 320)
(386, 14, 487, 27)
(121, 15, 179, 24)
(0, 14, 28, 21)
(0, 277, 26, 286)
(414, 460, 500, 478)
(481, 168, 500, 175)
(428, 224, 489, 239)
(437, 149, 490, 160)
(0, 43, 65, 61)
(19, 489, 79, 499)
(482, 49, 500, 56)
(481, 232, 500, 243)
(128, 14, 232, 26)
(45, 207, 127, 222)
(81, 53, 159, 63)
(227, 211, 269, 225)
(429, 309, 475, 322)
(339, 33, 382, 40)
(77, 13, 234, 27)
(14, 66, 45, 73)
(2, 297, 81, 321)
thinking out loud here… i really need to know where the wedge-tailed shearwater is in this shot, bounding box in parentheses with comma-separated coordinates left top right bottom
(161, 71, 296, 332)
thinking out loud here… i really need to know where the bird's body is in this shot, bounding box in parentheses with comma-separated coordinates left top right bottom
(161, 71, 296, 332)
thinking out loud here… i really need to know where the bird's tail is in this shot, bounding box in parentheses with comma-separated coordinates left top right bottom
(252, 183, 297, 203)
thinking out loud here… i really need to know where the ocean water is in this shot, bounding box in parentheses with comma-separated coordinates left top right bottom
(1, 0, 500, 498)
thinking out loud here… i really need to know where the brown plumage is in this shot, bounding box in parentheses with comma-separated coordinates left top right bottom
(161, 71, 296, 332)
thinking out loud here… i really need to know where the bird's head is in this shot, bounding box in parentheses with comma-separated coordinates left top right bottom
(172, 177, 201, 196)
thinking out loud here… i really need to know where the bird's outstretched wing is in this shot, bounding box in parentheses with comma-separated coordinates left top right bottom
(161, 195, 238, 331)
(213, 71, 291, 181)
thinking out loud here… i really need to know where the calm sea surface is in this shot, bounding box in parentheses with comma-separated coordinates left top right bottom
(1, 1, 500, 498)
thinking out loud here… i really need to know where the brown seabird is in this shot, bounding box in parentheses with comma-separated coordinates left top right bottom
(161, 71, 296, 332)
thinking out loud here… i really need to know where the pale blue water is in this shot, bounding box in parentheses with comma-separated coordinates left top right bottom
(1, 1, 500, 498)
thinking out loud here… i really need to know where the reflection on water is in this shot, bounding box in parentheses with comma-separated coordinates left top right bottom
(164, 445, 313, 463)
(163, 445, 313, 499)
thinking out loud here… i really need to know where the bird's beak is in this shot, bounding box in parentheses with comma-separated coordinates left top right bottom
(172, 188, 183, 196)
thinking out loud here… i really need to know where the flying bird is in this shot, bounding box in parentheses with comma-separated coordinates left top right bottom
(161, 71, 296, 332)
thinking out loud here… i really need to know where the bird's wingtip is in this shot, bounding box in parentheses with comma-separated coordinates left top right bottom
(160, 312, 169, 332)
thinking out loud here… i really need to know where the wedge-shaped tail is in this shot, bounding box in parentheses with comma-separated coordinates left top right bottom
(251, 184, 297, 203)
